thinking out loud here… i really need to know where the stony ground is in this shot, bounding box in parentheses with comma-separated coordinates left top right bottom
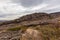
(0, 30, 21, 40)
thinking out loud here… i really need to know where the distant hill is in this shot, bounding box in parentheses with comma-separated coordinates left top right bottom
(0, 20, 8, 22)
(0, 12, 60, 26)
(14, 12, 60, 22)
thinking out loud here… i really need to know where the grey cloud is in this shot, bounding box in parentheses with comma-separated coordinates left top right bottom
(1, 0, 60, 20)
(0, 14, 17, 18)
(12, 0, 43, 7)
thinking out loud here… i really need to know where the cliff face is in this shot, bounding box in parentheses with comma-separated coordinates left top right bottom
(0, 12, 60, 40)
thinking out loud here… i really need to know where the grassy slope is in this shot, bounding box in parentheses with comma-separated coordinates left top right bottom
(6, 23, 60, 40)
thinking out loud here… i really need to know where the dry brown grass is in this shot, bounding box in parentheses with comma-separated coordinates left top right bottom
(6, 23, 60, 40)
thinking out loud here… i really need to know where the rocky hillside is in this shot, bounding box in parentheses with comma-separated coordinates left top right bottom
(0, 12, 60, 40)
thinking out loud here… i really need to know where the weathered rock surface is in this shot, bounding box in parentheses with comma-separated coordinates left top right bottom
(0, 30, 21, 40)
(21, 28, 43, 40)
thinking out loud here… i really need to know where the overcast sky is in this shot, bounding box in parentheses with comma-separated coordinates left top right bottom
(0, 0, 60, 20)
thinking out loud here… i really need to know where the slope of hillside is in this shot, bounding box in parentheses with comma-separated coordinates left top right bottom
(0, 12, 60, 40)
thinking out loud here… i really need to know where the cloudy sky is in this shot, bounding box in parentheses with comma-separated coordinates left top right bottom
(0, 0, 60, 20)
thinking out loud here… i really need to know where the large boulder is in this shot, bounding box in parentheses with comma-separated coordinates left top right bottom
(21, 28, 43, 40)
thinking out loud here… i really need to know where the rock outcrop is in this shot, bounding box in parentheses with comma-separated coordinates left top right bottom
(21, 28, 43, 40)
